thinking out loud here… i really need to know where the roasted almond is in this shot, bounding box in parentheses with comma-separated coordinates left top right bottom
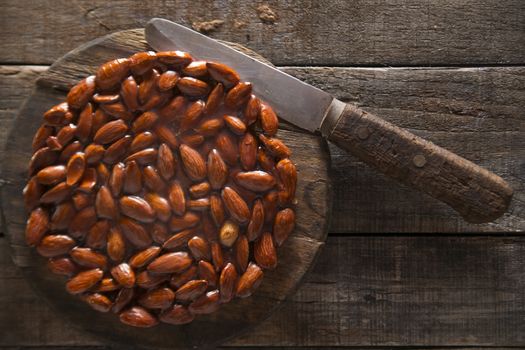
(244, 94, 261, 125)
(84, 293, 113, 313)
(50, 201, 76, 230)
(107, 226, 126, 262)
(120, 195, 156, 223)
(236, 262, 263, 298)
(68, 206, 97, 238)
(78, 168, 98, 193)
(154, 124, 179, 149)
(188, 198, 210, 211)
(93, 119, 128, 145)
(66, 268, 104, 294)
(180, 132, 205, 147)
(96, 58, 130, 91)
(224, 115, 247, 135)
(143, 165, 166, 193)
(158, 70, 180, 91)
(239, 133, 257, 170)
(259, 134, 291, 159)
(72, 192, 93, 211)
(157, 50, 193, 66)
(100, 101, 133, 121)
(247, 199, 265, 241)
(112, 288, 134, 314)
(203, 82, 224, 115)
(86, 220, 110, 250)
(148, 252, 193, 274)
(37, 234, 75, 258)
(189, 289, 220, 314)
(121, 75, 140, 112)
(276, 158, 297, 205)
(111, 263, 136, 288)
(157, 143, 176, 180)
(207, 62, 240, 87)
(29, 147, 58, 175)
(32, 125, 54, 152)
(24, 177, 43, 211)
(129, 51, 157, 75)
(273, 208, 296, 246)
(109, 162, 125, 196)
(132, 111, 159, 133)
(195, 117, 224, 136)
(103, 135, 132, 164)
(150, 222, 170, 244)
(25, 207, 49, 246)
(254, 232, 277, 269)
(235, 170, 276, 192)
(139, 287, 175, 309)
(180, 100, 205, 132)
(144, 193, 171, 222)
(95, 186, 117, 220)
(119, 306, 158, 328)
(140, 88, 169, 111)
(70, 247, 108, 269)
(59, 141, 82, 164)
(175, 279, 208, 301)
(219, 263, 238, 303)
(215, 131, 238, 165)
(177, 77, 209, 97)
(160, 305, 194, 325)
(209, 194, 225, 227)
(198, 260, 217, 288)
(169, 212, 200, 232)
(91, 109, 109, 136)
(179, 144, 206, 181)
(67, 75, 96, 110)
(207, 149, 228, 190)
(162, 227, 197, 250)
(119, 217, 152, 249)
(188, 236, 211, 261)
(75, 102, 93, 142)
(211, 242, 224, 272)
(182, 60, 208, 77)
(219, 220, 239, 248)
(158, 95, 186, 123)
(125, 148, 157, 165)
(136, 270, 169, 289)
(47, 257, 77, 276)
(189, 182, 210, 198)
(169, 265, 198, 289)
(263, 190, 279, 224)
(44, 102, 69, 126)
(234, 234, 249, 273)
(66, 152, 86, 186)
(129, 246, 161, 268)
(221, 187, 250, 224)
(260, 102, 279, 136)
(225, 82, 252, 108)
(168, 181, 186, 216)
(45, 136, 62, 151)
(130, 131, 157, 153)
(40, 181, 71, 204)
(85, 144, 105, 164)
(36, 165, 66, 185)
(123, 160, 142, 194)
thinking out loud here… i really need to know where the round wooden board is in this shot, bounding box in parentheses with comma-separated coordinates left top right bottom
(1, 29, 331, 349)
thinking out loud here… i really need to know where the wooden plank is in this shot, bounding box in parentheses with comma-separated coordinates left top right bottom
(0, 0, 524, 66)
(2, 236, 524, 347)
(1, 65, 523, 233)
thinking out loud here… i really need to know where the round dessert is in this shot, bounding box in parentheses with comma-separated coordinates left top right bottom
(23, 51, 297, 327)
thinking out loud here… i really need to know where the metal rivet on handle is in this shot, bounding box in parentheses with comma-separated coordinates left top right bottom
(356, 126, 369, 140)
(413, 154, 427, 168)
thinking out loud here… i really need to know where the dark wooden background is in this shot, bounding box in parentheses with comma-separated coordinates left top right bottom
(1, 0, 524, 349)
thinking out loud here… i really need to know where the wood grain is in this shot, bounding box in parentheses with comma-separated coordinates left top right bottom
(2, 236, 524, 347)
(1, 64, 523, 233)
(0, 0, 524, 66)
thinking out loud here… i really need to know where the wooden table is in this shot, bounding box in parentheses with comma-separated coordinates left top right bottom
(1, 1, 524, 348)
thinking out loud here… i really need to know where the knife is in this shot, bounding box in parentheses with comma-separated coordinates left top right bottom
(145, 18, 512, 224)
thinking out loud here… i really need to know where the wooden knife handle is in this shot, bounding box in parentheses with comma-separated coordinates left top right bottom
(321, 101, 513, 223)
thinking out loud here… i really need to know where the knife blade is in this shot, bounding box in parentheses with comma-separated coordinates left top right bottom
(144, 18, 513, 224)
(145, 18, 340, 133)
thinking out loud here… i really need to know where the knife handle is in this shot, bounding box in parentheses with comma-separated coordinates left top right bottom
(320, 100, 513, 223)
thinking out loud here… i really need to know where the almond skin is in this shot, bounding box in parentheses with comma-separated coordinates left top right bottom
(179, 144, 207, 181)
(154, 124, 179, 149)
(121, 76, 140, 112)
(66, 268, 104, 294)
(78, 168, 98, 193)
(143, 165, 166, 193)
(259, 134, 291, 159)
(160, 305, 195, 325)
(107, 227, 126, 262)
(144, 193, 171, 222)
(129, 51, 157, 75)
(189, 290, 220, 314)
(36, 165, 66, 185)
(119, 217, 152, 249)
(148, 252, 193, 274)
(25, 207, 49, 246)
(103, 134, 132, 165)
(180, 100, 205, 132)
(207, 62, 240, 87)
(162, 228, 197, 250)
(75, 102, 93, 142)
(263, 190, 279, 224)
(157, 143, 176, 180)
(236, 263, 264, 298)
(136, 271, 169, 289)
(209, 194, 225, 227)
(168, 181, 186, 216)
(239, 133, 257, 170)
(234, 235, 249, 273)
(215, 132, 238, 165)
(130, 131, 157, 153)
(169, 212, 200, 232)
(180, 133, 205, 147)
(157, 50, 193, 66)
(220, 263, 238, 303)
(224, 115, 247, 135)
(95, 186, 117, 220)
(247, 199, 265, 241)
(221, 187, 250, 224)
(56, 124, 77, 147)
(84, 293, 113, 313)
(120, 196, 156, 223)
(93, 119, 128, 144)
(29, 147, 59, 175)
(207, 149, 228, 190)
(169, 266, 198, 290)
(23, 177, 43, 211)
(95, 277, 120, 292)
(195, 117, 224, 136)
(244, 94, 261, 125)
(158, 95, 186, 123)
(158, 70, 180, 91)
(182, 61, 208, 77)
(92, 93, 120, 105)
(254, 232, 277, 269)
(129, 246, 161, 268)
(44, 102, 69, 126)
(50, 202, 76, 230)
(276, 158, 297, 205)
(67, 75, 96, 110)
(150, 223, 169, 244)
(96, 58, 130, 91)
(119, 306, 158, 328)
(109, 163, 125, 196)
(47, 257, 78, 276)
(40, 181, 72, 204)
(68, 206, 97, 239)
(85, 220, 110, 250)
(32, 125, 54, 152)
(85, 144, 105, 164)
(111, 263, 136, 288)
(58, 141, 82, 164)
(70, 247, 108, 269)
(273, 208, 296, 246)
(123, 160, 142, 194)
(37, 234, 75, 258)
(139, 287, 175, 309)
(211, 242, 224, 272)
(235, 170, 276, 192)
(203, 83, 224, 115)
(175, 279, 208, 302)
(100, 101, 133, 122)
(132, 111, 159, 133)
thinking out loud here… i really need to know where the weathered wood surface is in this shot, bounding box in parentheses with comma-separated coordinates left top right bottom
(1, 64, 523, 233)
(0, 31, 331, 349)
(2, 236, 525, 347)
(1, 0, 524, 66)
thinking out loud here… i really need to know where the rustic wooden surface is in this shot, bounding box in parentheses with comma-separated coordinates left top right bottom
(0, 0, 524, 348)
